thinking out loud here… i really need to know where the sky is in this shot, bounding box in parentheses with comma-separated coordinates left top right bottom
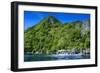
(24, 11, 90, 30)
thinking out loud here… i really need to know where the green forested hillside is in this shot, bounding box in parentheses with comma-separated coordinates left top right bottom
(24, 16, 90, 54)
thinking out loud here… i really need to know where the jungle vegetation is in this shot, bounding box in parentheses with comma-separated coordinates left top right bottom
(24, 16, 90, 54)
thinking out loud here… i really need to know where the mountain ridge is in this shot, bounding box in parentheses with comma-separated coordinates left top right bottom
(24, 16, 90, 54)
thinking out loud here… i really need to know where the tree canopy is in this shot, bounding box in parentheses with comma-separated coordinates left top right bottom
(24, 16, 90, 54)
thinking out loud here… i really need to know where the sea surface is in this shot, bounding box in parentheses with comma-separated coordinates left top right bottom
(24, 53, 90, 62)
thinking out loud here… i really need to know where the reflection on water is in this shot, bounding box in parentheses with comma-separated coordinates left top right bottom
(24, 53, 90, 62)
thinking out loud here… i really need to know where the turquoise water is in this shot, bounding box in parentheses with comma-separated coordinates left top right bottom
(24, 54, 90, 62)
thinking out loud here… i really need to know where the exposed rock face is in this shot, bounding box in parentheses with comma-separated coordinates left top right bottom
(81, 20, 90, 35)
